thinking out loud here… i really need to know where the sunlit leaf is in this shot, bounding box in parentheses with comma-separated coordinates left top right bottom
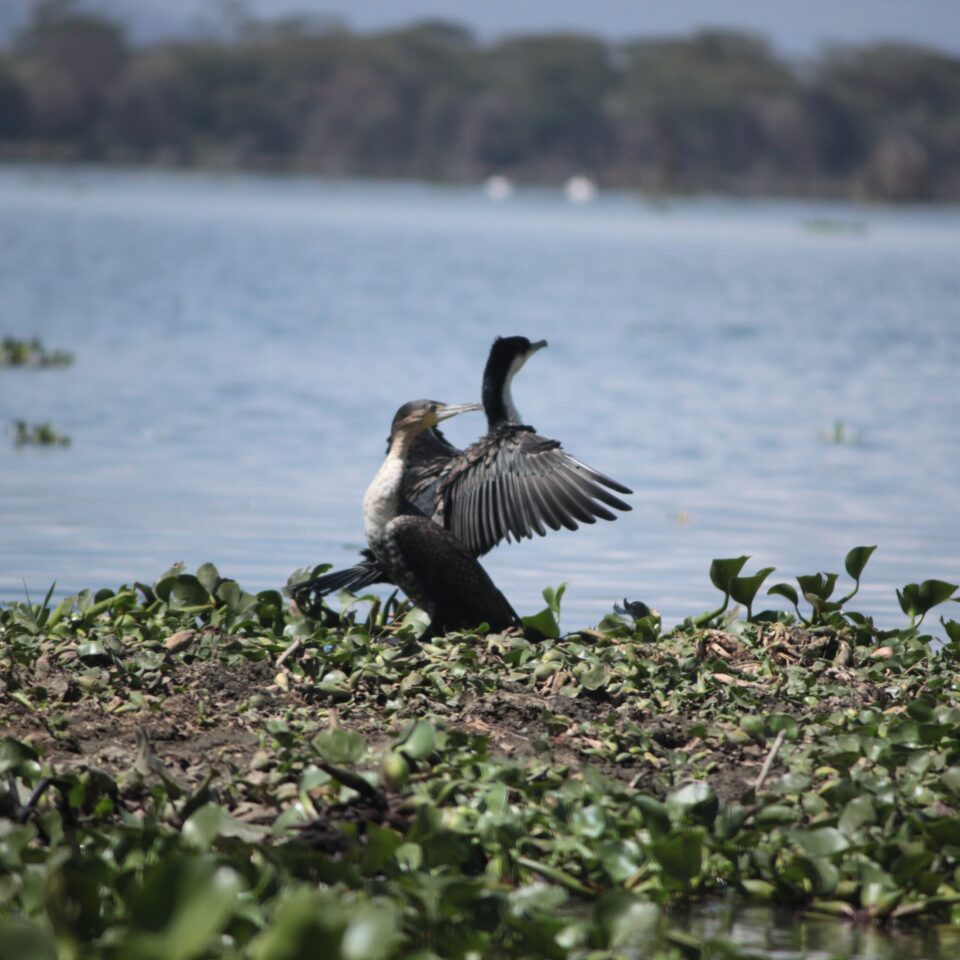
(312, 729, 367, 765)
(397, 720, 436, 761)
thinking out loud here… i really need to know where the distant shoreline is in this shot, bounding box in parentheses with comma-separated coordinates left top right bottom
(0, 150, 940, 208)
(3, 14, 959, 204)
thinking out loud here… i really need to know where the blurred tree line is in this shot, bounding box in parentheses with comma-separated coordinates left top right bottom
(1, 0, 959, 200)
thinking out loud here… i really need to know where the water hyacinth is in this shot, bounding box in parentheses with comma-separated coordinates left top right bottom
(1, 551, 959, 958)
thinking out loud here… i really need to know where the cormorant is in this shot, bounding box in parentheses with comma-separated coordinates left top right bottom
(290, 336, 632, 604)
(363, 399, 520, 636)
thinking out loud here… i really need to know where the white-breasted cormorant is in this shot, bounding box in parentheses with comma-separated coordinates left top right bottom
(291, 336, 631, 605)
(363, 399, 520, 636)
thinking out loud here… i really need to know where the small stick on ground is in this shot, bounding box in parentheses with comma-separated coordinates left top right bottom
(276, 638, 302, 669)
(754, 729, 786, 793)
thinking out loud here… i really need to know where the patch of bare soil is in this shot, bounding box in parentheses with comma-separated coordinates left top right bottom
(1, 626, 887, 813)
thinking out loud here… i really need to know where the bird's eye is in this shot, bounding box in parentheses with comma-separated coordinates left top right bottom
(430, 403, 438, 413)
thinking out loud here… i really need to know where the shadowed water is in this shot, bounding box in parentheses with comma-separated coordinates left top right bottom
(1, 165, 958, 633)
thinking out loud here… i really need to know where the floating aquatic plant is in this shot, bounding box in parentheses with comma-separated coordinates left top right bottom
(12, 420, 71, 447)
(0, 337, 73, 368)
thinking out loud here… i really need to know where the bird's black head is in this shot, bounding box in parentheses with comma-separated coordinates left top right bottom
(482, 336, 548, 428)
(484, 337, 547, 375)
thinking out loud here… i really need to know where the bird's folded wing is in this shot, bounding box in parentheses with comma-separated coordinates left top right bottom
(389, 516, 519, 630)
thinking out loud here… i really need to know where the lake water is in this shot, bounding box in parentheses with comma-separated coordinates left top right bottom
(1, 165, 958, 633)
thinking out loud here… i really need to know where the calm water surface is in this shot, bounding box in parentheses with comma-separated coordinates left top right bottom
(1, 165, 958, 631)
(668, 900, 960, 959)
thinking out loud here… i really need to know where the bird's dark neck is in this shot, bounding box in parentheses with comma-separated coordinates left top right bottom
(482, 368, 521, 429)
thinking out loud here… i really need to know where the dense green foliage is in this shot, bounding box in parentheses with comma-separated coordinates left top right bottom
(2, 0, 960, 199)
(2, 553, 960, 958)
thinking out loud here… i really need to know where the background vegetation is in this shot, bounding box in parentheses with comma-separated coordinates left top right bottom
(2, 0, 959, 200)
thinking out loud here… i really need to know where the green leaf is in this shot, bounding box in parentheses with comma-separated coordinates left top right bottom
(312, 729, 367, 765)
(768, 582, 799, 606)
(522, 606, 560, 640)
(715, 803, 747, 840)
(181, 803, 267, 847)
(0, 737, 40, 775)
(942, 767, 960, 798)
(579, 664, 606, 691)
(76, 640, 107, 661)
(797, 572, 838, 601)
(791, 827, 849, 857)
(542, 582, 567, 619)
(196, 563, 221, 595)
(397, 720, 437, 761)
(898, 583, 920, 617)
(249, 889, 344, 960)
(942, 619, 960, 643)
(763, 714, 800, 740)
(167, 575, 212, 610)
(844, 545, 877, 581)
(892, 851, 935, 885)
(709, 556, 750, 594)
(341, 903, 402, 960)
(740, 879, 776, 900)
(916, 579, 958, 615)
(592, 891, 658, 948)
(398, 606, 430, 636)
(794, 856, 840, 896)
(754, 804, 801, 827)
(925, 817, 960, 847)
(666, 782, 718, 827)
(0, 918, 56, 960)
(596, 841, 642, 884)
(651, 831, 703, 883)
(838, 795, 875, 836)
(730, 567, 776, 611)
(128, 856, 244, 960)
(635, 795, 670, 838)
(216, 580, 257, 613)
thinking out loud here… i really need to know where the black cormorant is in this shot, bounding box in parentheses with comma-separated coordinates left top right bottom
(363, 399, 520, 636)
(290, 336, 632, 604)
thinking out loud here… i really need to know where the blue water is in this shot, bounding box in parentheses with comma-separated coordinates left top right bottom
(1, 165, 958, 631)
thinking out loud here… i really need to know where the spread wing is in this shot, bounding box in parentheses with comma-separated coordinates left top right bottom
(389, 516, 519, 633)
(435, 426, 632, 557)
(401, 427, 461, 516)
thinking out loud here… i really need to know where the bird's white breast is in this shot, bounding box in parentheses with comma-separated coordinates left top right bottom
(363, 453, 405, 546)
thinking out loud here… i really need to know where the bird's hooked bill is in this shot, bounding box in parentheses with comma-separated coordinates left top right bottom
(437, 401, 483, 421)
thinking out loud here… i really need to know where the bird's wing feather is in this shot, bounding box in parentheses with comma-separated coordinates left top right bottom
(437, 426, 632, 556)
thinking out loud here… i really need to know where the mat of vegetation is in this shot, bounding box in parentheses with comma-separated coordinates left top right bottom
(2, 552, 960, 959)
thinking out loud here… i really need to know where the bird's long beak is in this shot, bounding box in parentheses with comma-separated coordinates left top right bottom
(436, 401, 482, 421)
(531, 339, 548, 352)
